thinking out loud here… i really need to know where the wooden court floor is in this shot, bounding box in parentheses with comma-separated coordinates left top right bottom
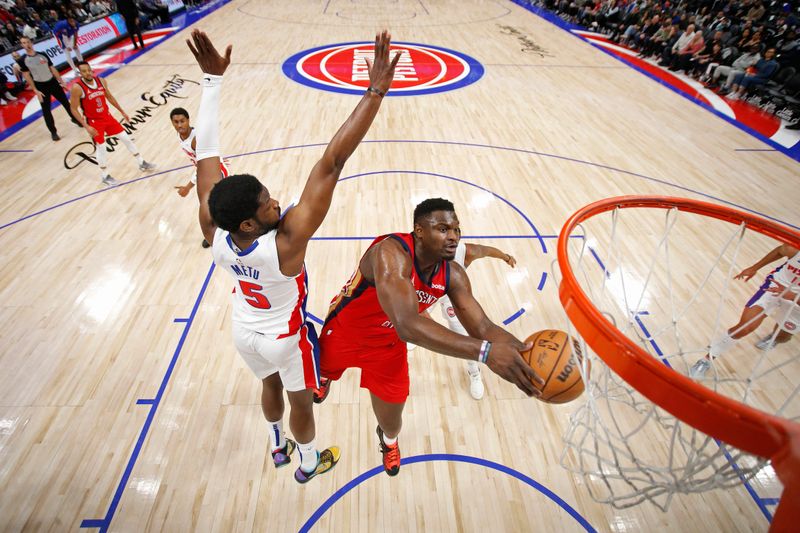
(0, 0, 798, 531)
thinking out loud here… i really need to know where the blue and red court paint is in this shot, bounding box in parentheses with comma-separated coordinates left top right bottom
(511, 0, 800, 162)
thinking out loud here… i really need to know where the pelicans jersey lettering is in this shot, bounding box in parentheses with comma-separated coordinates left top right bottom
(320, 233, 450, 403)
(748, 251, 800, 333)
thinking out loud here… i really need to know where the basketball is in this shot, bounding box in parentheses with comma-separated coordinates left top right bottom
(521, 329, 586, 404)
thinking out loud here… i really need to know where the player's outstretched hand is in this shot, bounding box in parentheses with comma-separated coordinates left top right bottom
(366, 30, 401, 94)
(186, 29, 232, 76)
(486, 341, 544, 397)
(735, 266, 758, 282)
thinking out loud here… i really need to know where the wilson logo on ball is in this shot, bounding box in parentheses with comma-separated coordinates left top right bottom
(282, 41, 484, 96)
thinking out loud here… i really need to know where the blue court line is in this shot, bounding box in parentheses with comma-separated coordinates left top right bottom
(509, 0, 800, 163)
(537, 271, 547, 290)
(0, 0, 234, 143)
(623, 283, 774, 521)
(135, 399, 155, 405)
(339, 170, 548, 253)
(173, 318, 189, 323)
(503, 308, 526, 325)
(485, 63, 627, 68)
(307, 312, 324, 326)
(298, 453, 596, 533)
(80, 262, 216, 532)
(2, 140, 797, 232)
(734, 148, 779, 152)
(761, 498, 780, 505)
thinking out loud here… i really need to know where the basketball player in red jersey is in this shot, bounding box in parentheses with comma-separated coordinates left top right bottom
(316, 198, 544, 476)
(69, 61, 156, 186)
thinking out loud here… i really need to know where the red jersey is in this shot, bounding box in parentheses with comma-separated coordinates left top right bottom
(77, 76, 110, 120)
(324, 233, 450, 347)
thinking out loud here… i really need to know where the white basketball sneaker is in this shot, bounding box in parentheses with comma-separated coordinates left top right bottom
(755, 335, 777, 351)
(689, 358, 711, 379)
(407, 343, 416, 351)
(467, 366, 484, 400)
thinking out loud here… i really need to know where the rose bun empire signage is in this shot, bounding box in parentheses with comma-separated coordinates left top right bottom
(282, 41, 484, 96)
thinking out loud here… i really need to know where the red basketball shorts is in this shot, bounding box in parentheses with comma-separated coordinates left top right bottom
(319, 318, 409, 403)
(88, 114, 124, 144)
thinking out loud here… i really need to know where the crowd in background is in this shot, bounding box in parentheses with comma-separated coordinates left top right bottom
(0, 0, 174, 52)
(536, 0, 800, 122)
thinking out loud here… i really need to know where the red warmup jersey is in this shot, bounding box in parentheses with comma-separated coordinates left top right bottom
(324, 233, 450, 347)
(77, 76, 110, 120)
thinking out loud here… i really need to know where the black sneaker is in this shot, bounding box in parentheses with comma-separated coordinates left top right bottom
(201, 239, 211, 248)
(51, 132, 60, 141)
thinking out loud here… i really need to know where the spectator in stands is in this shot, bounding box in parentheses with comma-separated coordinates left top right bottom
(88, 0, 109, 17)
(139, 0, 170, 25)
(725, 47, 779, 99)
(660, 23, 696, 67)
(20, 15, 36, 38)
(669, 30, 705, 72)
(709, 44, 761, 89)
(0, 69, 19, 104)
(30, 12, 50, 36)
(746, 1, 766, 22)
(689, 31, 724, 77)
(71, 0, 90, 22)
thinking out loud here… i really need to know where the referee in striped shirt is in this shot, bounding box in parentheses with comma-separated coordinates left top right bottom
(17, 36, 82, 141)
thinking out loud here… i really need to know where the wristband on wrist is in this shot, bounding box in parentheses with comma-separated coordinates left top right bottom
(202, 74, 223, 87)
(478, 340, 492, 364)
(366, 86, 385, 97)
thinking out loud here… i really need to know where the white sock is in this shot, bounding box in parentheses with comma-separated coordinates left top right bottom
(95, 143, 108, 178)
(65, 52, 76, 71)
(267, 419, 285, 451)
(709, 333, 737, 359)
(382, 432, 397, 446)
(117, 132, 144, 164)
(467, 360, 480, 375)
(298, 440, 318, 473)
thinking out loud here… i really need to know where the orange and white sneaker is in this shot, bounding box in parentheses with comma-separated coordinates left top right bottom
(376, 426, 401, 476)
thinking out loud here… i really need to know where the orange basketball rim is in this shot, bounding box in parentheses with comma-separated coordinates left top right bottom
(557, 195, 800, 532)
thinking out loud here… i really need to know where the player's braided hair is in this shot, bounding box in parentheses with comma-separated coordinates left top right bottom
(413, 198, 455, 224)
(208, 174, 262, 233)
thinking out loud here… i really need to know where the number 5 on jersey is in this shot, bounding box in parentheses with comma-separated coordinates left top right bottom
(239, 280, 271, 309)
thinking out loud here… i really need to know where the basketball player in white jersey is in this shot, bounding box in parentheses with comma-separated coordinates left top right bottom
(169, 107, 231, 247)
(690, 244, 800, 378)
(438, 241, 516, 399)
(187, 29, 401, 483)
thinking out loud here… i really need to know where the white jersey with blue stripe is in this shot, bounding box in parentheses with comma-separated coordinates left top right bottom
(211, 227, 307, 335)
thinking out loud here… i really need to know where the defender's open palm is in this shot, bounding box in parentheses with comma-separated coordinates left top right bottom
(367, 30, 402, 94)
(187, 29, 232, 76)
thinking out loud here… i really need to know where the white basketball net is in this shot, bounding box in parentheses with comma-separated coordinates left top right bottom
(556, 204, 800, 512)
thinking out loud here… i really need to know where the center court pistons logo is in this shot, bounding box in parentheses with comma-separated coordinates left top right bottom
(282, 41, 484, 96)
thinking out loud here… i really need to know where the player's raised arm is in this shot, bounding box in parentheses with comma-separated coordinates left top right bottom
(187, 29, 232, 245)
(276, 31, 401, 269)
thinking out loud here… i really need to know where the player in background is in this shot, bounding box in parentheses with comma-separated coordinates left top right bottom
(438, 241, 517, 399)
(170, 107, 231, 247)
(690, 244, 800, 378)
(53, 14, 82, 74)
(188, 29, 401, 483)
(69, 61, 156, 186)
(315, 198, 543, 476)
